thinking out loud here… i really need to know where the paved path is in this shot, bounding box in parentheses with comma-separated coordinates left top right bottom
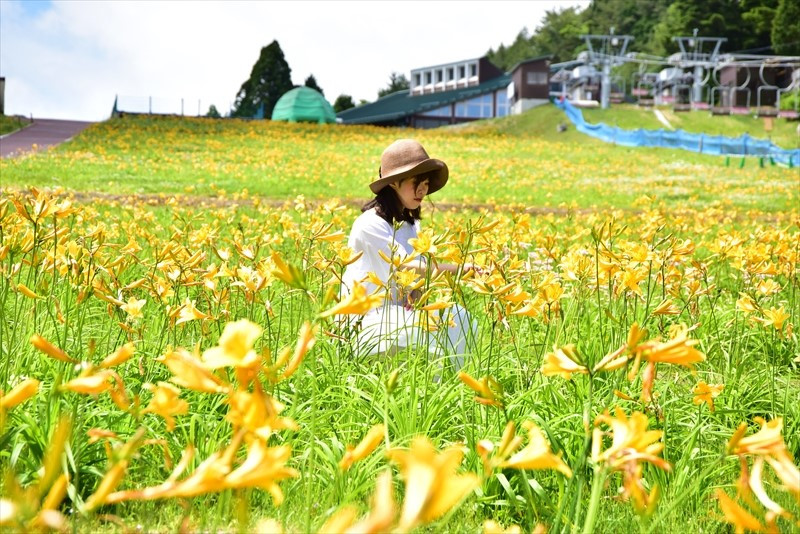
(0, 119, 94, 158)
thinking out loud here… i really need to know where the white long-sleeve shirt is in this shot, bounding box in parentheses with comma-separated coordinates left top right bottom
(341, 208, 425, 301)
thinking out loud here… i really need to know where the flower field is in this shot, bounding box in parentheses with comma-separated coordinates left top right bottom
(1, 114, 798, 533)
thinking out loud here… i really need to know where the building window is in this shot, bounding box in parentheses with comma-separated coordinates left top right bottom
(526, 71, 548, 85)
(447, 67, 454, 81)
(469, 63, 477, 77)
(436, 70, 443, 83)
(495, 90, 508, 116)
(414, 73, 421, 86)
(420, 104, 451, 117)
(455, 93, 493, 118)
(459, 65, 466, 79)
(425, 72, 432, 84)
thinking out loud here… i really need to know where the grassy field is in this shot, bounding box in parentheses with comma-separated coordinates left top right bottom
(1, 106, 798, 533)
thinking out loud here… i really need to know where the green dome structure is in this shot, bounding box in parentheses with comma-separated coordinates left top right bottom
(271, 87, 336, 124)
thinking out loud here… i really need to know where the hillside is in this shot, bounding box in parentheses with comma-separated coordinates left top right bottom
(458, 103, 800, 150)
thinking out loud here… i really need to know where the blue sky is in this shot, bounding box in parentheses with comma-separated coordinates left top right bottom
(0, 0, 589, 121)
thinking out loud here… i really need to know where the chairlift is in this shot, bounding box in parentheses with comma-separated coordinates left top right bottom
(673, 84, 692, 112)
(610, 76, 626, 104)
(730, 87, 752, 115)
(710, 65, 730, 115)
(710, 86, 730, 115)
(756, 86, 779, 117)
(729, 66, 752, 115)
(690, 66, 711, 110)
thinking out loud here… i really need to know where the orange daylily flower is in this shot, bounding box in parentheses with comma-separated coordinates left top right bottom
(457, 371, 504, 408)
(635, 327, 705, 368)
(99, 343, 135, 368)
(339, 424, 386, 470)
(16, 283, 42, 300)
(715, 489, 770, 534)
(727, 417, 799, 496)
(387, 436, 479, 533)
(651, 298, 681, 316)
(224, 439, 299, 505)
(61, 369, 116, 395)
(693, 381, 724, 412)
(0, 378, 40, 410)
(757, 306, 790, 332)
(141, 382, 188, 431)
(320, 282, 384, 317)
(30, 334, 78, 364)
(106, 432, 244, 504)
(226, 387, 298, 441)
(346, 470, 396, 534)
(175, 298, 212, 325)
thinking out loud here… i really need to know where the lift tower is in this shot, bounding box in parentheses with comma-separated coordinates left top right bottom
(580, 28, 633, 109)
(672, 29, 726, 105)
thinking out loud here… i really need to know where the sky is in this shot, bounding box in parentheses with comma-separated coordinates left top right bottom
(0, 0, 589, 121)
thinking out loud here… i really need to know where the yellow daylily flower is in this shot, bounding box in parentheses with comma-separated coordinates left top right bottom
(120, 296, 146, 319)
(387, 436, 479, 532)
(202, 319, 262, 369)
(320, 282, 384, 317)
(500, 421, 572, 477)
(339, 424, 385, 471)
(592, 408, 671, 472)
(541, 344, 588, 379)
(280, 321, 318, 380)
(157, 348, 230, 394)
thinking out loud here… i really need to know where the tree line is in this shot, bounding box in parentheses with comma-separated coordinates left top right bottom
(486, 0, 799, 70)
(222, 0, 798, 119)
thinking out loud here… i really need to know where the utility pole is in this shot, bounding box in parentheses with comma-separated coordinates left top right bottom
(580, 27, 633, 109)
(672, 29, 726, 105)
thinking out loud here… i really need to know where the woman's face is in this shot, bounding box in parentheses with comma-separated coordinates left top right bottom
(390, 176, 429, 210)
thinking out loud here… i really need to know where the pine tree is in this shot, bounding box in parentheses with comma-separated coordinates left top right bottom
(333, 94, 355, 113)
(304, 75, 324, 96)
(232, 40, 294, 119)
(772, 0, 800, 55)
(378, 72, 409, 98)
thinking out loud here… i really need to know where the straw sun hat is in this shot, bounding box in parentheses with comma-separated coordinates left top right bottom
(369, 139, 449, 194)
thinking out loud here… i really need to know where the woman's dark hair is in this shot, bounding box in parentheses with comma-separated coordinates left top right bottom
(362, 172, 434, 225)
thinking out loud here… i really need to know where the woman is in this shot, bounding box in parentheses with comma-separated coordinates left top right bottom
(340, 139, 476, 366)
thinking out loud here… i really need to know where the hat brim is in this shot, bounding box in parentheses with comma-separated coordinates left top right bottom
(370, 158, 449, 195)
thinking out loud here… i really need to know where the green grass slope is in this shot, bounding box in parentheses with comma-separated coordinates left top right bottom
(461, 103, 799, 149)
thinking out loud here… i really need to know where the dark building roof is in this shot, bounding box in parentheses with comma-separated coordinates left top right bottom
(507, 54, 554, 73)
(338, 73, 511, 124)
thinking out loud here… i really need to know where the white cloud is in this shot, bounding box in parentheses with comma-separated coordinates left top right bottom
(0, 0, 589, 121)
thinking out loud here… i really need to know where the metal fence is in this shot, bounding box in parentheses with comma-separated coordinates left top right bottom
(112, 95, 228, 117)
